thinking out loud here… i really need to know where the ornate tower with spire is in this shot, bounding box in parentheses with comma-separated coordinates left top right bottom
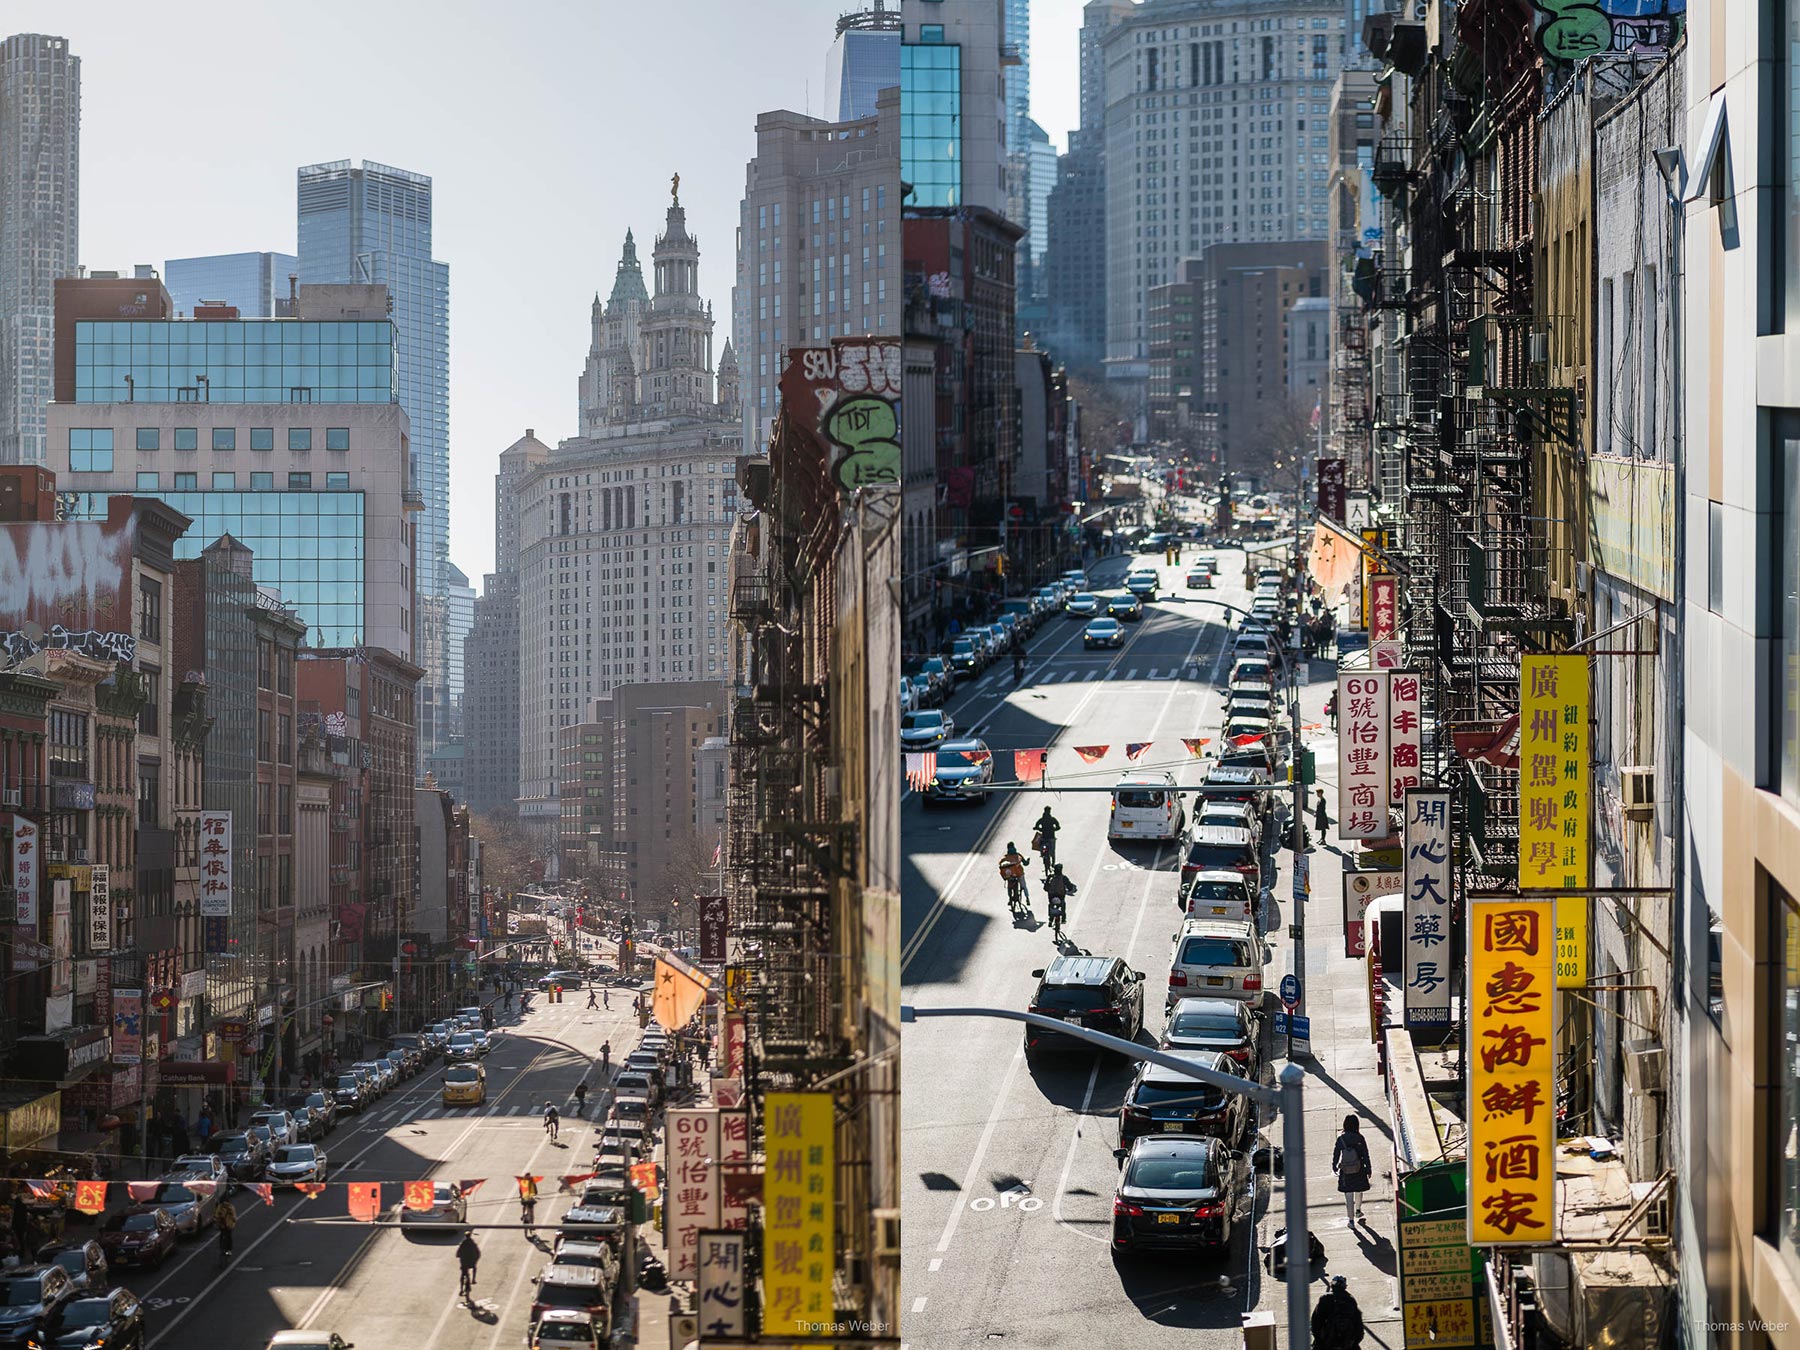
(578, 230, 650, 434)
(639, 177, 716, 418)
(716, 338, 741, 424)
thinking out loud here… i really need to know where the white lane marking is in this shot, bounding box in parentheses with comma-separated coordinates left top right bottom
(1051, 1058, 1109, 1246)
(912, 1297, 929, 1314)
(931, 1047, 1028, 1255)
(928, 1258, 943, 1273)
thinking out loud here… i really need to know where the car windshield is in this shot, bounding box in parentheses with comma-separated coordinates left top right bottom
(1134, 1080, 1227, 1111)
(336, 1076, 359, 1090)
(1186, 843, 1252, 869)
(1188, 880, 1246, 903)
(902, 711, 944, 730)
(445, 1065, 480, 1082)
(0, 1279, 45, 1306)
(450, 1034, 475, 1046)
(1116, 789, 1165, 809)
(252, 1114, 284, 1128)
(1072, 593, 1096, 605)
(59, 1297, 108, 1326)
(307, 1094, 329, 1108)
(935, 748, 981, 769)
(536, 1322, 595, 1343)
(1178, 936, 1252, 966)
(1170, 1009, 1244, 1037)
(274, 1146, 315, 1163)
(116, 1212, 161, 1232)
(156, 1184, 197, 1203)
(1035, 987, 1109, 1011)
(1089, 619, 1117, 630)
(218, 1137, 250, 1154)
(1128, 1156, 1216, 1190)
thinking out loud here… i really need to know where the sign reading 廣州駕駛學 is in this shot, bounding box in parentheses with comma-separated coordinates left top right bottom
(1518, 655, 1589, 988)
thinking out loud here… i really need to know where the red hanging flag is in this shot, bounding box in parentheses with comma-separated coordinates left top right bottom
(904, 752, 934, 792)
(1231, 733, 1265, 747)
(558, 1172, 596, 1194)
(1125, 742, 1152, 761)
(629, 1161, 660, 1199)
(1013, 749, 1046, 783)
(246, 1183, 274, 1208)
(295, 1183, 327, 1199)
(457, 1179, 487, 1199)
(72, 1181, 107, 1215)
(347, 1182, 382, 1223)
(1073, 745, 1109, 763)
(1180, 738, 1211, 757)
(960, 747, 991, 766)
(404, 1180, 436, 1212)
(125, 1181, 160, 1204)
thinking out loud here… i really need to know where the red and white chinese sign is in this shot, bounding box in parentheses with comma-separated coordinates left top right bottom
(1336, 672, 1391, 838)
(1369, 574, 1398, 639)
(199, 811, 232, 917)
(1389, 671, 1423, 804)
(720, 1012, 746, 1080)
(717, 1106, 750, 1229)
(1468, 899, 1556, 1245)
(10, 816, 38, 926)
(664, 1107, 720, 1280)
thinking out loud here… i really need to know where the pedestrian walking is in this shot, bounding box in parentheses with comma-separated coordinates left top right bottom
(215, 1196, 238, 1263)
(1324, 692, 1338, 731)
(1331, 1114, 1372, 1224)
(1314, 789, 1329, 838)
(1311, 1275, 1365, 1349)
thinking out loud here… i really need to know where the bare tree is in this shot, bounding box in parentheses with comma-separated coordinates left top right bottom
(472, 810, 539, 896)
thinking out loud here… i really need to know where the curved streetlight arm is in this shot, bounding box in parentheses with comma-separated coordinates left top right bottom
(902, 1004, 1312, 1348)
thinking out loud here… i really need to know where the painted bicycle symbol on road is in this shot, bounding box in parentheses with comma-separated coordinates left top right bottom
(969, 1184, 1043, 1213)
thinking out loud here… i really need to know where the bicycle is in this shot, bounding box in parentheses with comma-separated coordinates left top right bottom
(1004, 872, 1026, 913)
(1034, 832, 1058, 877)
(1048, 896, 1068, 940)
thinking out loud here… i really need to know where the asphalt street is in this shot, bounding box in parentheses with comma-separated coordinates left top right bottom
(901, 545, 1291, 1349)
(97, 978, 639, 1350)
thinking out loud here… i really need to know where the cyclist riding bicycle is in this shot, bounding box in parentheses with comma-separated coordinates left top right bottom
(1033, 807, 1061, 871)
(543, 1101, 560, 1141)
(1044, 863, 1077, 935)
(998, 843, 1029, 911)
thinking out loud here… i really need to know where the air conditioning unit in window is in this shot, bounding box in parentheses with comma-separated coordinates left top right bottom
(873, 1208, 900, 1259)
(1624, 1038, 1665, 1093)
(1620, 766, 1655, 822)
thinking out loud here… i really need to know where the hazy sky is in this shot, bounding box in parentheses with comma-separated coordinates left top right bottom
(13, 0, 858, 587)
(1032, 0, 1086, 151)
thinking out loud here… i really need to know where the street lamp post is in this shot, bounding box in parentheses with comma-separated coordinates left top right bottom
(903, 1005, 1311, 1346)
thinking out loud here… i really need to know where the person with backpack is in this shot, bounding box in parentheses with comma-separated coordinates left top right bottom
(1332, 1114, 1372, 1224)
(456, 1232, 481, 1297)
(1312, 1275, 1364, 1349)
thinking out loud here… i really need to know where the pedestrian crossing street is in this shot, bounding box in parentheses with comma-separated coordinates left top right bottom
(365, 1098, 609, 1126)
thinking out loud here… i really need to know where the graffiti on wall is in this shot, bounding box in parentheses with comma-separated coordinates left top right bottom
(1533, 0, 1685, 63)
(0, 517, 137, 667)
(780, 340, 902, 494)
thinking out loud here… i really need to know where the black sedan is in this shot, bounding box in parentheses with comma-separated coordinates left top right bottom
(1117, 1050, 1253, 1147)
(95, 1210, 178, 1270)
(37, 1287, 145, 1350)
(1107, 593, 1145, 621)
(1111, 1135, 1243, 1255)
(1161, 997, 1261, 1080)
(210, 1131, 268, 1181)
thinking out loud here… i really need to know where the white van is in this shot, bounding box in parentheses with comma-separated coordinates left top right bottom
(1109, 772, 1186, 841)
(1166, 916, 1264, 1008)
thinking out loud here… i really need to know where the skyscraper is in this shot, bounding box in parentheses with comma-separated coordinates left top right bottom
(900, 0, 1008, 214)
(164, 251, 300, 318)
(297, 159, 450, 767)
(1002, 0, 1029, 149)
(0, 33, 79, 467)
(827, 3, 902, 121)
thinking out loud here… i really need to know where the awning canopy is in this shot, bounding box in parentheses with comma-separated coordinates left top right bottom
(159, 1061, 235, 1086)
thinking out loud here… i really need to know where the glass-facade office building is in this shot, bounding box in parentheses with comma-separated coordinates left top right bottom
(164, 251, 299, 318)
(829, 25, 901, 121)
(297, 159, 451, 759)
(66, 490, 367, 646)
(73, 319, 396, 404)
(901, 40, 963, 208)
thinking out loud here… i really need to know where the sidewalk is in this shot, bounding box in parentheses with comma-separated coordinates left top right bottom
(1255, 651, 1403, 1347)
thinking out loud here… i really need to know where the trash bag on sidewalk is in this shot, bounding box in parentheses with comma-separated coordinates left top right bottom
(1266, 1225, 1324, 1277)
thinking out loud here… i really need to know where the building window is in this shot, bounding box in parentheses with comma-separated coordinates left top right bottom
(137, 761, 160, 827)
(173, 472, 198, 490)
(69, 428, 114, 473)
(1776, 418, 1800, 800)
(139, 578, 162, 642)
(138, 666, 160, 735)
(288, 472, 312, 489)
(211, 427, 235, 452)
(212, 471, 236, 490)
(289, 428, 312, 452)
(251, 471, 274, 490)
(1775, 880, 1800, 1288)
(326, 471, 350, 489)
(326, 427, 349, 451)
(1710, 501, 1725, 613)
(135, 471, 158, 491)
(136, 427, 159, 451)
(920, 22, 944, 40)
(279, 714, 292, 764)
(250, 427, 274, 451)
(174, 427, 197, 451)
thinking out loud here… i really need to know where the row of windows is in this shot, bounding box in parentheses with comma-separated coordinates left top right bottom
(70, 425, 352, 463)
(135, 470, 350, 491)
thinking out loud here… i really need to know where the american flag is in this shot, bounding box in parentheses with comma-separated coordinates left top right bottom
(905, 752, 935, 792)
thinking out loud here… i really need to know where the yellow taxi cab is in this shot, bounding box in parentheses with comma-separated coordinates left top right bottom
(442, 1061, 486, 1106)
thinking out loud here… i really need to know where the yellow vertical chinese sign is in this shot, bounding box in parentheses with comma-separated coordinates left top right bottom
(762, 1092, 835, 1337)
(1518, 654, 1589, 987)
(1468, 898, 1557, 1246)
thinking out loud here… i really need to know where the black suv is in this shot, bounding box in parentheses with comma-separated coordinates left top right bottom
(1024, 955, 1146, 1060)
(0, 1264, 76, 1346)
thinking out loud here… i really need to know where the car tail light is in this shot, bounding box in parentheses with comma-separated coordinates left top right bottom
(1113, 1199, 1144, 1218)
(1124, 1106, 1150, 1123)
(1093, 1006, 1119, 1017)
(1192, 1201, 1223, 1218)
(1242, 975, 1262, 992)
(1226, 1047, 1250, 1062)
(1169, 972, 1188, 987)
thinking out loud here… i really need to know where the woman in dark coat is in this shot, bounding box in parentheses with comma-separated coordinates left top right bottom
(1331, 1113, 1371, 1224)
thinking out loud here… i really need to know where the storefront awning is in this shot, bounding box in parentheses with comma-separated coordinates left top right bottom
(158, 1061, 235, 1086)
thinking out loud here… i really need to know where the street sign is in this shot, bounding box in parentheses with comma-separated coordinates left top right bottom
(1273, 1012, 1312, 1045)
(1280, 974, 1301, 1010)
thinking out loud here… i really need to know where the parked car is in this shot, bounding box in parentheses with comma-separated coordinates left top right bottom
(35, 1287, 145, 1350)
(919, 656, 953, 698)
(302, 1091, 338, 1134)
(1180, 869, 1258, 925)
(923, 738, 994, 806)
(1166, 916, 1265, 1008)
(263, 1335, 355, 1350)
(1023, 955, 1146, 1061)
(352, 1060, 394, 1093)
(143, 1180, 219, 1237)
(29, 1242, 105, 1297)
(1180, 825, 1261, 891)
(1161, 996, 1261, 1078)
(249, 1110, 296, 1149)
(399, 1181, 468, 1228)
(0, 1265, 76, 1346)
(899, 676, 916, 714)
(169, 1154, 232, 1190)
(1110, 1135, 1242, 1256)
(1084, 617, 1125, 650)
(1066, 592, 1101, 619)
(95, 1210, 177, 1270)
(1119, 1049, 1253, 1147)
(1185, 565, 1214, 589)
(1195, 800, 1262, 853)
(948, 637, 981, 674)
(527, 1309, 604, 1350)
(900, 709, 955, 751)
(210, 1131, 269, 1181)
(266, 1144, 329, 1187)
